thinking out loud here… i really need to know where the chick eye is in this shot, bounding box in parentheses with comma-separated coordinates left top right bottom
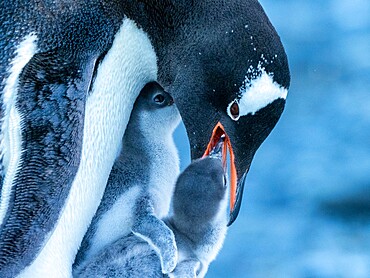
(153, 94, 165, 104)
(229, 101, 239, 119)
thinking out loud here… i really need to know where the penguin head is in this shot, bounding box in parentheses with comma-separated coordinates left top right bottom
(127, 0, 290, 225)
(131, 81, 181, 135)
(171, 58, 288, 226)
(156, 2, 290, 225)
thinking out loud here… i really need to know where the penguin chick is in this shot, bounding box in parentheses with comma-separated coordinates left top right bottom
(74, 140, 228, 278)
(74, 82, 181, 275)
(167, 139, 228, 278)
(74, 234, 164, 278)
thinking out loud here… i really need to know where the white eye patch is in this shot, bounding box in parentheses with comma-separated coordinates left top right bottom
(227, 65, 288, 121)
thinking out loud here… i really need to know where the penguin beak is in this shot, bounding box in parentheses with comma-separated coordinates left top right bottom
(202, 122, 246, 226)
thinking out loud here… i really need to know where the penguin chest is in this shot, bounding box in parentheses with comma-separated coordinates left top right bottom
(18, 18, 158, 278)
(87, 185, 142, 262)
(149, 141, 180, 218)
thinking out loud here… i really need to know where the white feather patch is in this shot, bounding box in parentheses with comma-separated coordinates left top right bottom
(86, 186, 141, 263)
(227, 64, 288, 120)
(19, 19, 158, 278)
(0, 33, 38, 226)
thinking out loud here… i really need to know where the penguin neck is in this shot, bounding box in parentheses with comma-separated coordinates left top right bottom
(170, 213, 226, 244)
(122, 0, 194, 51)
(122, 120, 175, 159)
(123, 0, 192, 26)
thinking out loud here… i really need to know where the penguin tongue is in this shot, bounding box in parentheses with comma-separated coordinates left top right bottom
(202, 122, 237, 219)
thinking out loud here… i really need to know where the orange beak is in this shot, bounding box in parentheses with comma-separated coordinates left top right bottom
(202, 122, 237, 217)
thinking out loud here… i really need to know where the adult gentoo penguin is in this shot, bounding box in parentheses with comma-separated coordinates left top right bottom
(74, 81, 180, 274)
(0, 0, 289, 277)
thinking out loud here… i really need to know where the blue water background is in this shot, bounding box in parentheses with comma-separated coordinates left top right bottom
(174, 0, 370, 277)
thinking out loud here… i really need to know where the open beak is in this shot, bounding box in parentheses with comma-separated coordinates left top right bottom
(202, 122, 246, 226)
(208, 134, 225, 161)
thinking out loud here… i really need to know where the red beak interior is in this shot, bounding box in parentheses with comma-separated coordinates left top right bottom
(202, 122, 237, 215)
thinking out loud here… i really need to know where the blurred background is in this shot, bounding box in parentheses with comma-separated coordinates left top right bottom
(174, 0, 370, 277)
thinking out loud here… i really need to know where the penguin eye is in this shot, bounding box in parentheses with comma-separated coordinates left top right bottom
(229, 101, 239, 119)
(153, 94, 165, 104)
